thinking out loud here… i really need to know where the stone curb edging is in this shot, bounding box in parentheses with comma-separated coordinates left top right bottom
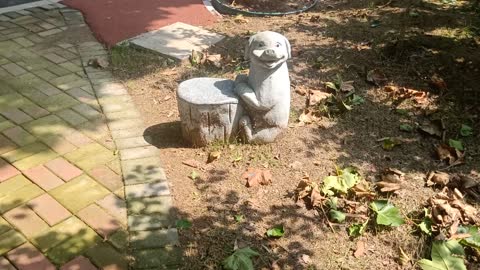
(76, 17, 181, 270)
(0, 0, 63, 14)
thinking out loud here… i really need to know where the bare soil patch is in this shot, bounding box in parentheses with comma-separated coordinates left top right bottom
(219, 0, 315, 13)
(111, 0, 480, 269)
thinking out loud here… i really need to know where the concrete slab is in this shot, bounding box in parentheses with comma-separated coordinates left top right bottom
(128, 22, 224, 61)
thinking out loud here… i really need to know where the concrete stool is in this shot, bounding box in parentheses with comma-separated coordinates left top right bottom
(177, 78, 244, 147)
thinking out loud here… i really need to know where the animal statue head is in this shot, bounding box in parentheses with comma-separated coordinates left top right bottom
(244, 31, 291, 70)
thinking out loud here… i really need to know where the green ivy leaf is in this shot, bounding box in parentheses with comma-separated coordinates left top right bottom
(457, 225, 480, 249)
(381, 137, 401, 150)
(399, 124, 414, 132)
(448, 139, 464, 151)
(348, 219, 368, 238)
(222, 247, 259, 270)
(349, 94, 365, 106)
(460, 124, 473, 137)
(234, 215, 244, 223)
(329, 209, 346, 223)
(326, 197, 338, 210)
(176, 219, 192, 229)
(419, 217, 433, 236)
(395, 109, 409, 115)
(418, 240, 466, 270)
(321, 167, 360, 195)
(325, 82, 338, 91)
(370, 200, 405, 227)
(266, 225, 284, 238)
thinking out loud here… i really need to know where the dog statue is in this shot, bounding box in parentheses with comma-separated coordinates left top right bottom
(234, 31, 291, 144)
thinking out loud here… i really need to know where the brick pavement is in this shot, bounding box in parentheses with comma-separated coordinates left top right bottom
(0, 3, 179, 269)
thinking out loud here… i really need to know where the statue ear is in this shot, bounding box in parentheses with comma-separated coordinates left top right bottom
(284, 36, 291, 59)
(244, 36, 255, 60)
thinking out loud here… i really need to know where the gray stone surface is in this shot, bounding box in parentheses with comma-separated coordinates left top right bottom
(128, 22, 224, 60)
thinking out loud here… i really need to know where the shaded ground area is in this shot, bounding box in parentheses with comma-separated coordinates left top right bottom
(111, 0, 480, 269)
(0, 0, 41, 8)
(61, 0, 219, 46)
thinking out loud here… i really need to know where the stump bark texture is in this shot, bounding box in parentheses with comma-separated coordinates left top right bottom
(177, 78, 243, 147)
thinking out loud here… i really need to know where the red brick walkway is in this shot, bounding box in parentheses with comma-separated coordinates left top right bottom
(61, 0, 218, 47)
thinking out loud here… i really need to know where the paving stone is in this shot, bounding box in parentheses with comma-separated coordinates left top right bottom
(2, 126, 36, 146)
(38, 93, 80, 112)
(59, 62, 82, 73)
(127, 214, 173, 232)
(45, 225, 101, 265)
(22, 115, 72, 138)
(38, 28, 62, 37)
(0, 134, 16, 155)
(0, 174, 30, 198)
(77, 204, 121, 238)
(130, 229, 178, 249)
(96, 193, 127, 226)
(113, 188, 125, 200)
(0, 175, 44, 214)
(64, 131, 93, 147)
(31, 216, 89, 252)
(0, 256, 16, 270)
(0, 230, 26, 256)
(122, 157, 166, 185)
(7, 243, 56, 270)
(116, 136, 151, 150)
(23, 165, 64, 191)
(0, 142, 48, 163)
(107, 158, 122, 175)
(104, 109, 141, 121)
(44, 157, 83, 181)
(71, 104, 101, 120)
(0, 108, 33, 124)
(108, 118, 143, 131)
(94, 82, 128, 97)
(4, 205, 49, 238)
(120, 146, 158, 161)
(13, 37, 34, 47)
(56, 109, 88, 126)
(0, 158, 20, 182)
(108, 230, 128, 251)
(125, 181, 170, 199)
(131, 246, 182, 269)
(60, 256, 98, 270)
(2, 63, 27, 76)
(40, 135, 77, 155)
(43, 52, 67, 64)
(66, 88, 96, 104)
(88, 165, 122, 191)
(32, 69, 57, 81)
(64, 143, 115, 170)
(85, 242, 128, 270)
(49, 174, 110, 213)
(47, 65, 70, 76)
(0, 120, 14, 132)
(0, 217, 11, 235)
(128, 196, 173, 215)
(101, 101, 135, 114)
(12, 148, 58, 171)
(28, 193, 71, 226)
(19, 103, 50, 119)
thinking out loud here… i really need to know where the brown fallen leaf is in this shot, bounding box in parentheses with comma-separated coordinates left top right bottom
(366, 69, 388, 85)
(426, 171, 450, 187)
(242, 168, 272, 187)
(295, 176, 325, 208)
(295, 86, 308, 96)
(418, 121, 443, 137)
(352, 181, 375, 199)
(298, 109, 321, 126)
(298, 254, 312, 265)
(430, 73, 447, 91)
(384, 85, 429, 105)
(233, 14, 249, 24)
(307, 89, 332, 106)
(340, 81, 355, 92)
(354, 241, 366, 258)
(436, 144, 464, 166)
(377, 168, 404, 193)
(207, 151, 221, 163)
(206, 54, 222, 68)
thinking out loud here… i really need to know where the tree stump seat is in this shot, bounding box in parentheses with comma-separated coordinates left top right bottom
(177, 78, 244, 147)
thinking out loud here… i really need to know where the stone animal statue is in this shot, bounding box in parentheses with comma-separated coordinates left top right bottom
(176, 31, 291, 146)
(234, 31, 291, 144)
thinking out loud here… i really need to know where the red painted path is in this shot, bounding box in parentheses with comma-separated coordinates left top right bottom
(61, 0, 218, 47)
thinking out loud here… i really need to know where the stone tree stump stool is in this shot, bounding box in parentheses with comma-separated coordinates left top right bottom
(177, 78, 244, 147)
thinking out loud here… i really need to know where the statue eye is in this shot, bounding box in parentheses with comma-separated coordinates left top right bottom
(258, 42, 265, 47)
(276, 42, 281, 47)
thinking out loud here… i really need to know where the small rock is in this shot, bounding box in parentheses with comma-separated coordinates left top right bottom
(88, 57, 109, 69)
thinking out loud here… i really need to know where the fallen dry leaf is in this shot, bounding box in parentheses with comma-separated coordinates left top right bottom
(299, 254, 312, 265)
(242, 168, 272, 187)
(233, 14, 249, 24)
(377, 168, 404, 193)
(419, 121, 443, 138)
(436, 144, 464, 166)
(298, 109, 321, 126)
(340, 81, 355, 92)
(295, 176, 325, 208)
(430, 73, 447, 90)
(207, 151, 221, 163)
(426, 171, 450, 187)
(206, 54, 222, 68)
(366, 69, 388, 85)
(354, 241, 366, 258)
(384, 85, 428, 105)
(307, 89, 332, 106)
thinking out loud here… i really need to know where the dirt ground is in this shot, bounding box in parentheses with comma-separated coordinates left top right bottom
(110, 0, 480, 269)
